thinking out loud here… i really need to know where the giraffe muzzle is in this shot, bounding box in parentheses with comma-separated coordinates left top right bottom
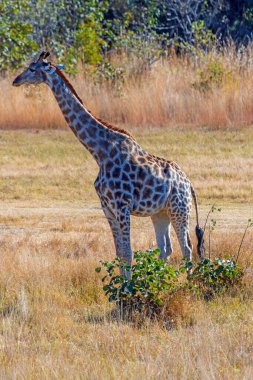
(12, 76, 22, 87)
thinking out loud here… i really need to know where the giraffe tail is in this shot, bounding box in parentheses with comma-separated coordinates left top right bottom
(190, 184, 205, 259)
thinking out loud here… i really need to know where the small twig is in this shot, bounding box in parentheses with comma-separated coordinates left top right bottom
(203, 203, 216, 232)
(208, 223, 211, 259)
(235, 219, 253, 263)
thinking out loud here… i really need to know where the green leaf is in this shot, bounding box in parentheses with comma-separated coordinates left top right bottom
(155, 298, 163, 306)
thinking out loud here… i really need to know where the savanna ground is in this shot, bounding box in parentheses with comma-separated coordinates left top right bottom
(0, 125, 253, 379)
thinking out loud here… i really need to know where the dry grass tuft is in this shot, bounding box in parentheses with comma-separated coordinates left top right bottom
(161, 289, 197, 329)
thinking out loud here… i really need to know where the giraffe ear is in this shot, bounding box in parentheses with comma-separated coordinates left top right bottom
(36, 51, 50, 63)
(37, 51, 47, 62)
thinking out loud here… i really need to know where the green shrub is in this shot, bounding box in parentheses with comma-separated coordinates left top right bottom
(96, 250, 182, 318)
(193, 57, 230, 91)
(96, 251, 244, 320)
(185, 257, 243, 300)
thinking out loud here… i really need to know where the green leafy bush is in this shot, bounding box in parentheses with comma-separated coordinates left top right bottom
(193, 57, 230, 91)
(96, 250, 182, 317)
(186, 257, 243, 300)
(96, 251, 244, 320)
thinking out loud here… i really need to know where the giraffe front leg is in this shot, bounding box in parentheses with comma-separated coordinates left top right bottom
(102, 206, 122, 256)
(116, 205, 132, 279)
(102, 205, 132, 278)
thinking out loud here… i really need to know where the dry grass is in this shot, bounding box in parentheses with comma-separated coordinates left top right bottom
(0, 128, 253, 378)
(3, 45, 253, 130)
(0, 128, 253, 204)
(0, 207, 253, 379)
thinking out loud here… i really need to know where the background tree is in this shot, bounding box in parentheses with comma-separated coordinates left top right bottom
(1, 0, 253, 74)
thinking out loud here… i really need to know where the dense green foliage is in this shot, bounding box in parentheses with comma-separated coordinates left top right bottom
(0, 1, 38, 72)
(1, 0, 253, 74)
(186, 257, 243, 300)
(96, 250, 180, 304)
(96, 250, 243, 319)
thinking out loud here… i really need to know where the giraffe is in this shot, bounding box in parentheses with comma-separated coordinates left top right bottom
(13, 51, 205, 276)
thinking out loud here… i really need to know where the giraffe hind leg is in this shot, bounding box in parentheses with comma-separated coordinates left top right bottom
(172, 219, 192, 261)
(168, 200, 192, 261)
(168, 188, 193, 261)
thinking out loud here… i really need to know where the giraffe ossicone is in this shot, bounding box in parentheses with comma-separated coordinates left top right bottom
(13, 51, 205, 277)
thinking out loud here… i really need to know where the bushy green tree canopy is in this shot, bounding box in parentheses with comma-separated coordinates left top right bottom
(1, 0, 253, 73)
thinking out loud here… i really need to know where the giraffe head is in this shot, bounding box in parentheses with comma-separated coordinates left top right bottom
(12, 51, 56, 87)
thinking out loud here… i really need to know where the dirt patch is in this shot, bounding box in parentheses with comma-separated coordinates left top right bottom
(0, 201, 252, 230)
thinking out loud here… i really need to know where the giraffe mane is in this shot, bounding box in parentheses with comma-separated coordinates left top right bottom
(52, 64, 84, 104)
(52, 64, 134, 140)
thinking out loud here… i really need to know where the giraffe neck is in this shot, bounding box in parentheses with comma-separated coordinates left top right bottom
(47, 72, 127, 165)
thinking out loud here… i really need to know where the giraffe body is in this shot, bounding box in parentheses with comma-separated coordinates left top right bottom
(13, 52, 205, 275)
(95, 136, 194, 265)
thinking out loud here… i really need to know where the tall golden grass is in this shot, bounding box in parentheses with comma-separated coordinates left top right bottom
(0, 210, 252, 378)
(3, 44, 253, 129)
